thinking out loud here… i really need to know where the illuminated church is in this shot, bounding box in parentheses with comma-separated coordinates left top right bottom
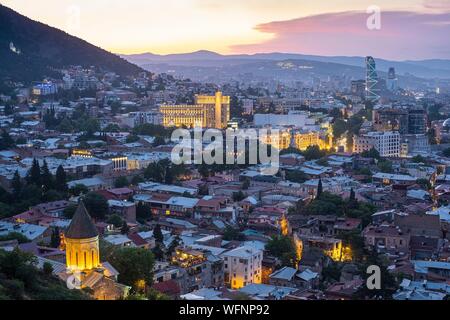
(65, 202, 101, 272)
(61, 202, 129, 300)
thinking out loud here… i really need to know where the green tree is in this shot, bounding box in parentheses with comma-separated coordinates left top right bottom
(26, 158, 41, 186)
(153, 224, 163, 244)
(50, 228, 61, 248)
(121, 221, 130, 235)
(302, 145, 326, 161)
(114, 176, 129, 188)
(136, 202, 151, 222)
(0, 130, 15, 150)
(223, 226, 246, 241)
(332, 119, 347, 139)
(167, 235, 181, 256)
(42, 262, 53, 276)
(349, 188, 356, 202)
(144, 162, 164, 182)
(377, 160, 393, 173)
(266, 236, 298, 267)
(55, 165, 68, 192)
(41, 160, 53, 192)
(164, 166, 174, 184)
(416, 179, 432, 190)
(147, 288, 171, 300)
(131, 175, 144, 186)
(412, 155, 427, 164)
(126, 135, 140, 143)
(0, 232, 30, 244)
(285, 170, 308, 183)
(152, 244, 165, 261)
(63, 205, 77, 219)
(109, 247, 155, 292)
(83, 192, 109, 220)
(153, 136, 166, 147)
(322, 262, 342, 283)
(361, 148, 380, 159)
(233, 191, 246, 202)
(11, 170, 22, 197)
(317, 178, 323, 198)
(69, 184, 89, 196)
(198, 164, 210, 179)
(57, 118, 73, 133)
(0, 249, 89, 300)
(107, 214, 123, 228)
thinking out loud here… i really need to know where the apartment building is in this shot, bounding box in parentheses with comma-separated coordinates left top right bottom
(354, 131, 400, 157)
(221, 245, 263, 289)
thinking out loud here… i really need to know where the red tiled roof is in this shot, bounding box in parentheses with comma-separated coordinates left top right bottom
(151, 280, 180, 296)
(128, 233, 148, 246)
(108, 188, 133, 196)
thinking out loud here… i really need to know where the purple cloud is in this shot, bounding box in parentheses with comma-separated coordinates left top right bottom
(231, 11, 450, 60)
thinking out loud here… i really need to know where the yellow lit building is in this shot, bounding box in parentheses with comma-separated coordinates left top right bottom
(260, 130, 292, 150)
(65, 202, 100, 272)
(61, 202, 131, 300)
(294, 132, 323, 150)
(260, 129, 330, 151)
(72, 149, 93, 158)
(159, 91, 230, 129)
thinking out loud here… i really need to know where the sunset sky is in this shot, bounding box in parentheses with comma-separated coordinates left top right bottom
(1, 0, 450, 60)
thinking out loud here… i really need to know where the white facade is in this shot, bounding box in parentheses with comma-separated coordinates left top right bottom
(221, 246, 263, 289)
(120, 112, 162, 128)
(354, 131, 400, 157)
(254, 112, 311, 128)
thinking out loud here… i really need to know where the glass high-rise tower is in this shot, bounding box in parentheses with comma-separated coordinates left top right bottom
(365, 56, 380, 103)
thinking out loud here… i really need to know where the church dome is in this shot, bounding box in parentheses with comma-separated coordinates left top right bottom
(65, 201, 99, 239)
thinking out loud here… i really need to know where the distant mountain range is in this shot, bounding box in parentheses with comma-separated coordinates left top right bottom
(121, 50, 450, 80)
(0, 4, 143, 85)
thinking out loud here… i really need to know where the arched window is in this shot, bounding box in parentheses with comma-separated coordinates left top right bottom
(84, 252, 87, 269)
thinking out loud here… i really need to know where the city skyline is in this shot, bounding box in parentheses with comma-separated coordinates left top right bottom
(1, 0, 450, 60)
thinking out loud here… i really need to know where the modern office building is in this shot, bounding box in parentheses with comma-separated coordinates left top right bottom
(365, 56, 380, 103)
(387, 67, 399, 92)
(373, 106, 409, 134)
(373, 105, 427, 135)
(354, 131, 401, 157)
(159, 91, 230, 129)
(408, 107, 427, 135)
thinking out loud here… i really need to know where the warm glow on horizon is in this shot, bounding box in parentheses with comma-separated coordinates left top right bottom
(1, 0, 447, 58)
